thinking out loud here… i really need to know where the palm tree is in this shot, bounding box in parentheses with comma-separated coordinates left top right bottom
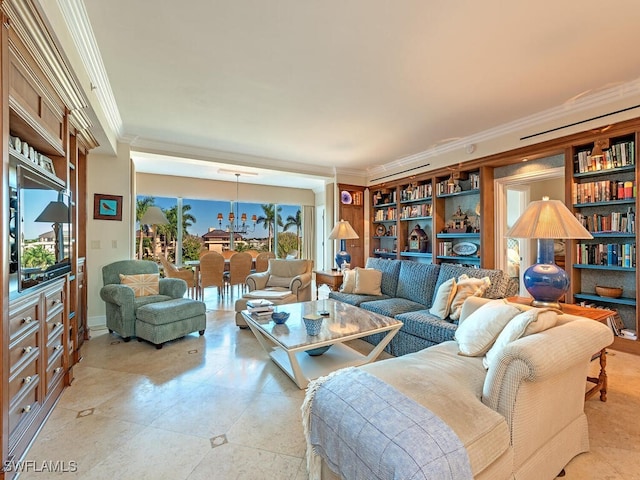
(22, 245, 55, 268)
(283, 209, 302, 256)
(157, 204, 196, 259)
(136, 197, 155, 259)
(256, 204, 283, 252)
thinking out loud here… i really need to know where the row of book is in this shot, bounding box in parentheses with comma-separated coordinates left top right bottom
(434, 173, 480, 196)
(400, 183, 432, 202)
(574, 209, 635, 234)
(606, 314, 638, 340)
(374, 207, 396, 221)
(574, 140, 635, 173)
(572, 180, 635, 205)
(400, 203, 432, 219)
(575, 242, 636, 268)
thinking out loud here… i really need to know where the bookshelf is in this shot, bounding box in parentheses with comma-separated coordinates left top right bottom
(569, 133, 639, 346)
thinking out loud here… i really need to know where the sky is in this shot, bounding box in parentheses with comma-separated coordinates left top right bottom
(145, 196, 301, 238)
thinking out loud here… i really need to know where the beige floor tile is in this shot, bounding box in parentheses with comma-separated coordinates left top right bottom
(186, 442, 303, 480)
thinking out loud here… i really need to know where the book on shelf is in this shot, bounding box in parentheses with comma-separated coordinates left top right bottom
(607, 315, 625, 336)
(572, 180, 635, 204)
(574, 140, 635, 173)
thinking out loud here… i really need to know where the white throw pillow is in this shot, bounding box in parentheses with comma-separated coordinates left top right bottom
(454, 299, 521, 356)
(340, 269, 356, 293)
(428, 277, 457, 319)
(483, 308, 558, 368)
(353, 268, 383, 296)
(449, 274, 491, 320)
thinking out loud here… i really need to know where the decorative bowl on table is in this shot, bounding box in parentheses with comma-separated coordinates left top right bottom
(595, 286, 623, 298)
(306, 345, 331, 356)
(271, 311, 290, 324)
(303, 316, 324, 335)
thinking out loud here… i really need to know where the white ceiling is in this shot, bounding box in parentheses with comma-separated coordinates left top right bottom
(58, 0, 640, 188)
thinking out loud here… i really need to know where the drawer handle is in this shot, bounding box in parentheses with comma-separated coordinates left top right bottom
(22, 405, 31, 413)
(23, 346, 33, 354)
(55, 322, 63, 328)
(22, 316, 33, 324)
(23, 376, 32, 384)
(54, 345, 63, 351)
(52, 299, 62, 306)
(54, 367, 62, 373)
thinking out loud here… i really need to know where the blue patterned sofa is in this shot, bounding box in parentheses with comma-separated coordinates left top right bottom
(329, 258, 519, 356)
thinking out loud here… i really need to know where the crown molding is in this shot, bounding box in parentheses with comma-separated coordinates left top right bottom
(55, 0, 122, 138)
(128, 136, 336, 181)
(366, 77, 640, 180)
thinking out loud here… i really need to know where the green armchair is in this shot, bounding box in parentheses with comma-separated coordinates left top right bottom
(100, 260, 187, 341)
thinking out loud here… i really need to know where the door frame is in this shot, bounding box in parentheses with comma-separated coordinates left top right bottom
(494, 167, 564, 295)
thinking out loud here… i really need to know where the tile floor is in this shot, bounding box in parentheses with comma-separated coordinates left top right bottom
(19, 292, 640, 480)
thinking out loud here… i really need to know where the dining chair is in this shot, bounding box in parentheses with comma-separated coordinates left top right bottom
(254, 251, 275, 273)
(225, 251, 253, 297)
(158, 256, 197, 298)
(221, 250, 236, 260)
(199, 251, 226, 299)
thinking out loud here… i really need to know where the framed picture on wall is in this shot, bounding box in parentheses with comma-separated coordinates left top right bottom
(93, 193, 123, 221)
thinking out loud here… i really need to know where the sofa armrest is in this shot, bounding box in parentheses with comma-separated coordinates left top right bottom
(246, 271, 269, 291)
(159, 278, 187, 298)
(483, 319, 613, 414)
(100, 284, 135, 306)
(290, 272, 312, 296)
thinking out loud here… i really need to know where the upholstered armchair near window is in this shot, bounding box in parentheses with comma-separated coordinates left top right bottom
(100, 260, 187, 341)
(245, 258, 314, 301)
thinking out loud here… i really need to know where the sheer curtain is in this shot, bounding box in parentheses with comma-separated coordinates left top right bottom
(302, 205, 315, 261)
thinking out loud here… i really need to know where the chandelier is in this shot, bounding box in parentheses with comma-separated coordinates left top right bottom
(217, 173, 257, 234)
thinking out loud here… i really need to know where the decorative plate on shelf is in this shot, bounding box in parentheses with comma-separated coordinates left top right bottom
(340, 190, 353, 204)
(375, 224, 387, 236)
(452, 242, 478, 256)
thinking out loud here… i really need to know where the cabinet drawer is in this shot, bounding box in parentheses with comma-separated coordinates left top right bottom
(9, 300, 38, 339)
(45, 311, 64, 338)
(8, 356, 39, 409)
(44, 287, 64, 320)
(46, 331, 64, 362)
(9, 327, 39, 374)
(8, 377, 39, 437)
(46, 354, 64, 391)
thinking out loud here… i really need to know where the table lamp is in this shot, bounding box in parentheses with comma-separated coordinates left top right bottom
(328, 219, 359, 269)
(505, 196, 592, 308)
(140, 206, 169, 259)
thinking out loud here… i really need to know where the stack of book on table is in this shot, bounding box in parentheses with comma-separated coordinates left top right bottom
(247, 299, 274, 317)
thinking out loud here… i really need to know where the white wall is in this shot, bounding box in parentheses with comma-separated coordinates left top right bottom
(86, 143, 133, 329)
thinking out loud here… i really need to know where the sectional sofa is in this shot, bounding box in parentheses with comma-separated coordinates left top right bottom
(329, 257, 519, 356)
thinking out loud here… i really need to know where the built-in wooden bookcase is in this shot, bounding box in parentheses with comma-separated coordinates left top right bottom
(337, 184, 365, 268)
(567, 131, 639, 351)
(398, 179, 433, 261)
(371, 185, 399, 259)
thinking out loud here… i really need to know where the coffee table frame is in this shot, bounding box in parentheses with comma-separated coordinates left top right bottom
(242, 300, 402, 389)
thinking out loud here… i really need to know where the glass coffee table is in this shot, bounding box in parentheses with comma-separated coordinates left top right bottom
(241, 299, 402, 389)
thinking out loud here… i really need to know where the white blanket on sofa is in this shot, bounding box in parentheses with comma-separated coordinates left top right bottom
(302, 367, 472, 480)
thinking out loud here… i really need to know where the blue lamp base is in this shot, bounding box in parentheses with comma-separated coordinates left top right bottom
(335, 239, 351, 269)
(523, 239, 569, 309)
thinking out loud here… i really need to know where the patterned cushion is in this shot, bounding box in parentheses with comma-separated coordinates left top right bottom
(329, 291, 390, 306)
(360, 297, 425, 318)
(395, 309, 458, 344)
(365, 258, 402, 296)
(434, 264, 507, 300)
(395, 262, 440, 307)
(119, 273, 160, 297)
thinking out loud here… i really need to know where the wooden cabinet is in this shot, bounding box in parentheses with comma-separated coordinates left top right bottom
(1, 4, 92, 477)
(398, 180, 433, 262)
(337, 184, 365, 268)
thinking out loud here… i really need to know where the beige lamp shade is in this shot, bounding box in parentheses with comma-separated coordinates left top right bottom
(328, 219, 359, 240)
(140, 206, 169, 225)
(505, 196, 592, 239)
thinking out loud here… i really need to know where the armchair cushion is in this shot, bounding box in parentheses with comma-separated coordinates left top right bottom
(119, 273, 160, 297)
(454, 299, 520, 356)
